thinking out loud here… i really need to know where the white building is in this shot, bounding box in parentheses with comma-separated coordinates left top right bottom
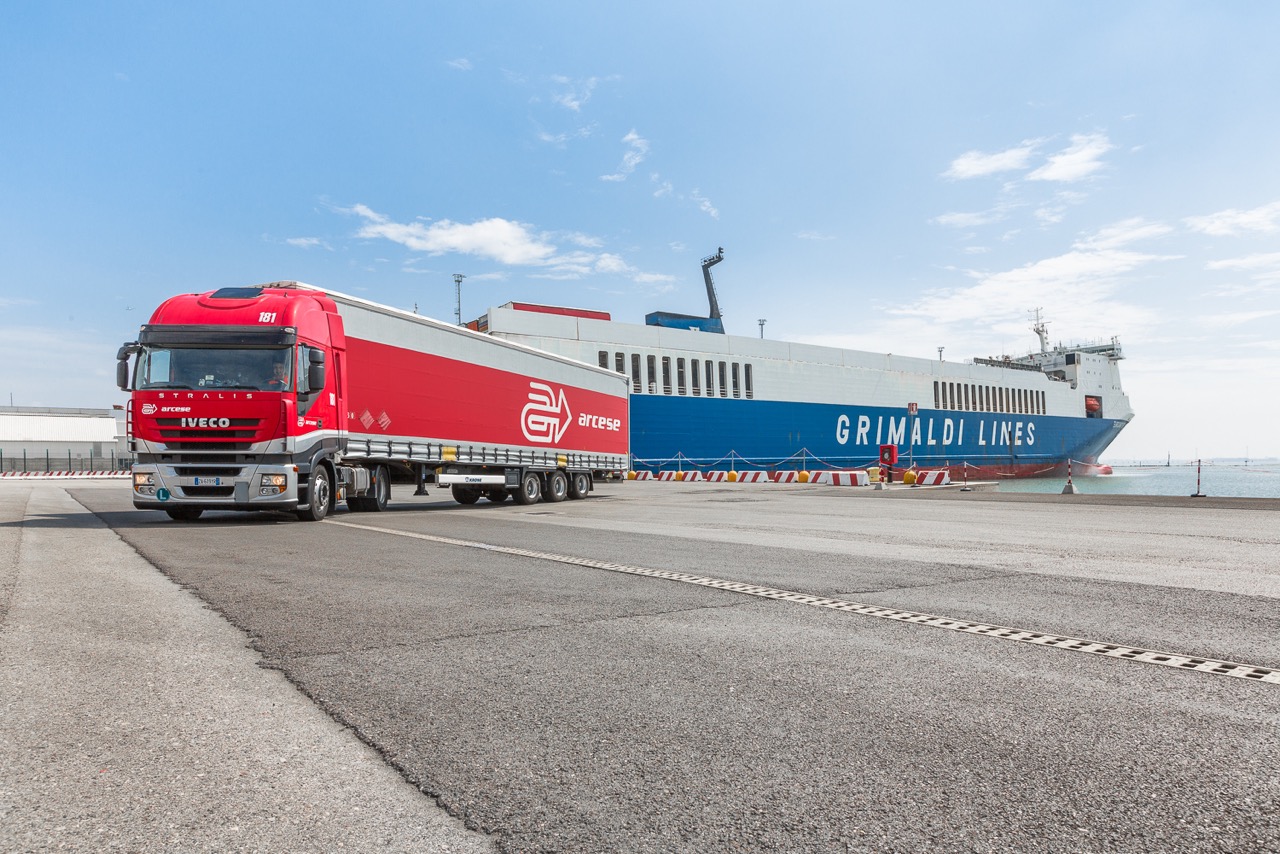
(0, 406, 128, 472)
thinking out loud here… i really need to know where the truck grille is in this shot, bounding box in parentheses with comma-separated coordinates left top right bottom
(155, 418, 262, 451)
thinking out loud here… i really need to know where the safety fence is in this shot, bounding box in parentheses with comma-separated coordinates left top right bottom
(629, 449, 1099, 481)
(0, 449, 134, 474)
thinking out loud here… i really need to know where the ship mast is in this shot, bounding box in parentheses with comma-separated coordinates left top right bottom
(1032, 307, 1050, 354)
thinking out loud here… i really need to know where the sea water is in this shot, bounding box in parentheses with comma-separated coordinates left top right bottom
(996, 463, 1280, 498)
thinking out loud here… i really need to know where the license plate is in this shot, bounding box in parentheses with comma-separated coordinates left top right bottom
(192, 477, 222, 486)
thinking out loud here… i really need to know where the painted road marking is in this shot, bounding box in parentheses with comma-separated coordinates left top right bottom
(329, 519, 1280, 686)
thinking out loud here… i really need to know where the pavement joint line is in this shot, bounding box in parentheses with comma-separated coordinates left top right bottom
(327, 518, 1280, 687)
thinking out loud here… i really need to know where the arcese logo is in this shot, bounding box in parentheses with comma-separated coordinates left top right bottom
(520, 382, 621, 444)
(521, 383, 571, 444)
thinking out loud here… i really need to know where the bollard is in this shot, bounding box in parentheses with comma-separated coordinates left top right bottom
(1059, 460, 1080, 494)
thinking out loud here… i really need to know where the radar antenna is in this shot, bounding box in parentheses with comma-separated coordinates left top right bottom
(701, 247, 724, 320)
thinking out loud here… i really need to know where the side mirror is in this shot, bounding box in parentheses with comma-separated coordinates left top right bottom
(116, 342, 139, 390)
(307, 348, 326, 392)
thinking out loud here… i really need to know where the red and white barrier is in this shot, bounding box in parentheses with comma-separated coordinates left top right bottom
(0, 470, 130, 479)
(629, 471, 655, 480)
(914, 470, 950, 486)
(703, 471, 730, 482)
(735, 471, 772, 483)
(813, 470, 869, 486)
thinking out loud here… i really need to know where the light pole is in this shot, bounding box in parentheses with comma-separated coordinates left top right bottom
(937, 346, 944, 362)
(758, 319, 766, 339)
(453, 273, 467, 325)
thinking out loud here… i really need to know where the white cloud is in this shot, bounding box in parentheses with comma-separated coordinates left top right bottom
(1185, 201, 1280, 236)
(1206, 251, 1280, 270)
(690, 189, 719, 219)
(1199, 309, 1280, 328)
(285, 237, 330, 250)
(601, 130, 649, 181)
(934, 210, 1004, 228)
(944, 139, 1042, 179)
(446, 58, 472, 71)
(551, 75, 599, 112)
(1074, 217, 1173, 251)
(1027, 133, 1113, 182)
(536, 125, 595, 146)
(350, 206, 556, 265)
(795, 231, 835, 241)
(560, 231, 604, 249)
(345, 204, 674, 283)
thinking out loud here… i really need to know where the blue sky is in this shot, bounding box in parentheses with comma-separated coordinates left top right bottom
(3, 1, 1278, 461)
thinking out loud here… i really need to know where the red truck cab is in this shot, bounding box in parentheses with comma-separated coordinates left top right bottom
(120, 286, 345, 520)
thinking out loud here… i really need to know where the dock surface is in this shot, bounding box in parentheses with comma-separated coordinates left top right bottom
(3, 479, 1278, 853)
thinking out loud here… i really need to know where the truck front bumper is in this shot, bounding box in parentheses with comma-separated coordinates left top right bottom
(130, 463, 300, 512)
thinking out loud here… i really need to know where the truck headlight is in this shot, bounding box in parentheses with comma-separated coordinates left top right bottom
(260, 473, 287, 495)
(133, 473, 156, 495)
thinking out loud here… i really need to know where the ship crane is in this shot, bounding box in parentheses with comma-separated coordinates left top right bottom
(702, 247, 724, 320)
(644, 246, 727, 333)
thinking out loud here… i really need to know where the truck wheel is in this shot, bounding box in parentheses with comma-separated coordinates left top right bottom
(485, 489, 509, 503)
(513, 471, 542, 505)
(568, 471, 591, 500)
(165, 507, 203, 521)
(451, 484, 481, 505)
(368, 465, 391, 511)
(297, 467, 332, 522)
(545, 470, 568, 503)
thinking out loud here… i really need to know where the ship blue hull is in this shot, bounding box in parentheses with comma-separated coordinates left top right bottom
(629, 396, 1125, 478)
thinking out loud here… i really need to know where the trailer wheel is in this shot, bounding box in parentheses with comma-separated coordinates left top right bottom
(451, 484, 482, 505)
(568, 471, 591, 500)
(485, 489, 509, 503)
(367, 465, 391, 511)
(164, 507, 203, 521)
(297, 466, 332, 522)
(513, 471, 542, 505)
(545, 470, 568, 503)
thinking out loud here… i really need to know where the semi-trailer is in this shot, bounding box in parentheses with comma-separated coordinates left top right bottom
(116, 282, 630, 521)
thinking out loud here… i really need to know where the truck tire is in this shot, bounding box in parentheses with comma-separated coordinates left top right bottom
(297, 466, 332, 522)
(485, 489, 509, 503)
(165, 507, 203, 521)
(367, 464, 390, 511)
(451, 484, 482, 505)
(545, 470, 568, 503)
(513, 471, 542, 505)
(568, 471, 591, 500)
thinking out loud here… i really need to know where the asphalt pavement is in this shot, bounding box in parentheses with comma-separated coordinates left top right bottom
(4, 478, 1280, 853)
(0, 480, 495, 853)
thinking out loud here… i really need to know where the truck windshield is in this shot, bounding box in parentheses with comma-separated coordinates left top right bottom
(135, 347, 293, 392)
